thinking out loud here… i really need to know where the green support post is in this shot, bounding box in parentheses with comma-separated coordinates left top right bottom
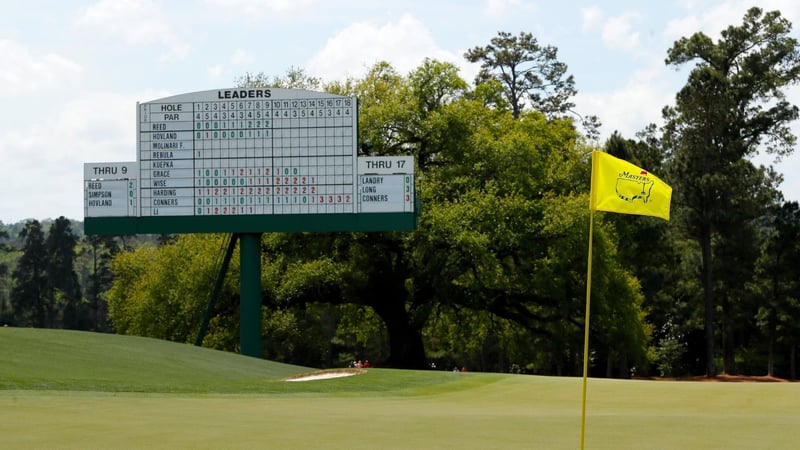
(239, 233, 262, 357)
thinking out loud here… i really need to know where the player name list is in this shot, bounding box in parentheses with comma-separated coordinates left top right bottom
(138, 90, 357, 216)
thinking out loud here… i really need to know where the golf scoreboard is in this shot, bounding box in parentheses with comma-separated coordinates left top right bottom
(84, 88, 417, 235)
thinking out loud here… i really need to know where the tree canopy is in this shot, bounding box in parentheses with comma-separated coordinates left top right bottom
(105, 59, 650, 374)
(662, 6, 800, 376)
(5, 16, 799, 379)
(464, 31, 576, 119)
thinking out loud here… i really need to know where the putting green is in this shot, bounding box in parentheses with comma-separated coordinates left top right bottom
(3, 375, 798, 449)
(1, 328, 798, 449)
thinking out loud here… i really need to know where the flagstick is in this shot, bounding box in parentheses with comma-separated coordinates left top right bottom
(580, 209, 595, 450)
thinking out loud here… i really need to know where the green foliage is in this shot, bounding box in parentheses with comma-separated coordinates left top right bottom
(104, 57, 654, 375)
(6, 218, 117, 331)
(662, 6, 800, 376)
(603, 133, 689, 375)
(464, 31, 576, 118)
(45, 217, 83, 329)
(749, 201, 800, 377)
(332, 303, 388, 367)
(235, 66, 322, 90)
(80, 235, 121, 332)
(10, 220, 48, 327)
(0, 228, 14, 323)
(423, 305, 548, 373)
(107, 234, 233, 342)
(655, 332, 687, 377)
(272, 256, 345, 304)
(5, 20, 800, 379)
(106, 233, 379, 368)
(414, 106, 649, 374)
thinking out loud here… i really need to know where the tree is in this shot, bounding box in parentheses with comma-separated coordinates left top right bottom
(713, 215, 762, 375)
(406, 90, 650, 376)
(662, 7, 800, 376)
(84, 235, 121, 331)
(0, 227, 11, 322)
(750, 202, 800, 378)
(234, 66, 322, 91)
(105, 59, 648, 373)
(45, 217, 83, 329)
(10, 220, 48, 326)
(258, 60, 475, 369)
(602, 131, 685, 376)
(107, 234, 234, 342)
(260, 231, 427, 368)
(464, 31, 576, 119)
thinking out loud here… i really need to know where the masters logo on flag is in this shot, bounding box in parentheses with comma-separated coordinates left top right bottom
(589, 151, 672, 221)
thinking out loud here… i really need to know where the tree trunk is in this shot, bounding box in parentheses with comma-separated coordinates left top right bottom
(371, 298, 427, 369)
(767, 312, 776, 377)
(767, 334, 774, 378)
(619, 356, 630, 379)
(722, 325, 736, 375)
(368, 286, 427, 369)
(91, 242, 101, 330)
(721, 298, 736, 375)
(701, 225, 717, 377)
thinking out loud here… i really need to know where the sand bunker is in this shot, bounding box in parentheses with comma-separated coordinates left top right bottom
(285, 369, 363, 382)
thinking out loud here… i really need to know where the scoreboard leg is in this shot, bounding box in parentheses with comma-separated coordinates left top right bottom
(239, 232, 263, 358)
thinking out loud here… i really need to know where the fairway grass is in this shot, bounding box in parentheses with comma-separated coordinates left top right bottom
(2, 328, 798, 449)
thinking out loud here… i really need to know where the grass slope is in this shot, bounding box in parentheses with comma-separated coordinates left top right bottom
(1, 328, 799, 449)
(0, 328, 494, 395)
(0, 328, 310, 392)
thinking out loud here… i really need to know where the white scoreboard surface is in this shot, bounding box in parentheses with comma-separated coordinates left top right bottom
(139, 88, 357, 217)
(83, 88, 415, 220)
(84, 162, 138, 217)
(358, 156, 414, 213)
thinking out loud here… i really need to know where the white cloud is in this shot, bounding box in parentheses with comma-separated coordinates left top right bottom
(231, 49, 256, 65)
(200, 49, 255, 85)
(665, 0, 800, 42)
(305, 14, 459, 81)
(483, 0, 534, 18)
(203, 50, 254, 84)
(0, 40, 83, 97)
(203, 0, 319, 20)
(1, 92, 136, 174)
(601, 12, 642, 51)
(580, 6, 604, 32)
(0, 90, 168, 221)
(75, 0, 190, 61)
(664, 4, 736, 40)
(208, 65, 225, 81)
(578, 8, 644, 54)
(575, 62, 680, 142)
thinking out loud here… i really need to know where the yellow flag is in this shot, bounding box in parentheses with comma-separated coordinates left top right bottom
(590, 151, 672, 220)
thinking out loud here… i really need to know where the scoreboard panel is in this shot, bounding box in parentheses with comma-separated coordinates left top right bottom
(138, 88, 357, 217)
(83, 88, 417, 235)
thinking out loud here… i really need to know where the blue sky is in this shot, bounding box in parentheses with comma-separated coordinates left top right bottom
(2, 0, 799, 222)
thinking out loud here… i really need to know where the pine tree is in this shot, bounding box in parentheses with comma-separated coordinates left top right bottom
(663, 7, 800, 376)
(46, 217, 83, 329)
(84, 235, 120, 331)
(10, 220, 48, 326)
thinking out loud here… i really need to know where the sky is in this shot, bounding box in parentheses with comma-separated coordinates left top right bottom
(2, 0, 800, 223)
